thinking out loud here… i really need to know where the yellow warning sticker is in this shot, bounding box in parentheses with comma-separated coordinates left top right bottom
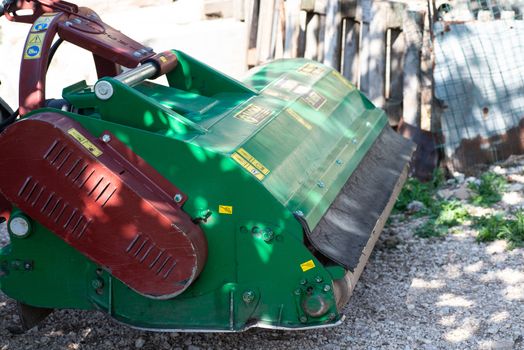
(234, 104, 272, 125)
(331, 70, 355, 91)
(236, 148, 270, 175)
(218, 205, 233, 215)
(23, 33, 46, 60)
(286, 108, 312, 130)
(31, 13, 57, 32)
(67, 128, 103, 157)
(300, 260, 316, 272)
(231, 153, 265, 181)
(297, 63, 325, 76)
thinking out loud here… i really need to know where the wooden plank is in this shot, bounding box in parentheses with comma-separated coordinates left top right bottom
(420, 9, 433, 131)
(304, 13, 320, 60)
(342, 17, 360, 85)
(359, 0, 387, 107)
(297, 10, 308, 57)
(385, 28, 405, 126)
(323, 0, 341, 69)
(402, 10, 424, 127)
(301, 0, 328, 14)
(284, 0, 302, 58)
(317, 14, 326, 62)
(245, 0, 259, 67)
(256, 0, 277, 64)
(340, 0, 357, 18)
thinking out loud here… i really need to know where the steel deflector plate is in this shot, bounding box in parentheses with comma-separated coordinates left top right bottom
(308, 126, 415, 271)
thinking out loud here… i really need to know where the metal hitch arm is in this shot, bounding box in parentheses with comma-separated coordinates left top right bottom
(1, 0, 178, 115)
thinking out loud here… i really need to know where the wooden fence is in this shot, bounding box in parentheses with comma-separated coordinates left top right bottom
(243, 0, 436, 131)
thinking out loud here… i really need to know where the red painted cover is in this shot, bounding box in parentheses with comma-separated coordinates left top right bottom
(0, 112, 207, 299)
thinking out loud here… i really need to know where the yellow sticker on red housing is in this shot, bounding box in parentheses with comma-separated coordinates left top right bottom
(23, 33, 46, 60)
(67, 128, 103, 157)
(218, 205, 233, 215)
(31, 13, 58, 32)
(300, 260, 316, 272)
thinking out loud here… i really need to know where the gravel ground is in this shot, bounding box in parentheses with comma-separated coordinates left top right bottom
(1, 159, 524, 350)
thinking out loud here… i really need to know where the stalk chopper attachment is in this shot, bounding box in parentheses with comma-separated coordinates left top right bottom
(0, 0, 415, 332)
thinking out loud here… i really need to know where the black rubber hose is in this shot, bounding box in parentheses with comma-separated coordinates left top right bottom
(0, 108, 19, 132)
(47, 38, 64, 70)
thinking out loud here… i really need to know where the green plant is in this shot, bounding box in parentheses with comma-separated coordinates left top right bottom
(415, 218, 448, 238)
(468, 172, 507, 206)
(474, 211, 524, 249)
(434, 200, 470, 227)
(394, 168, 444, 215)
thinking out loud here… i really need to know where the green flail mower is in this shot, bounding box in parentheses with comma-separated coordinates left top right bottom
(0, 0, 414, 332)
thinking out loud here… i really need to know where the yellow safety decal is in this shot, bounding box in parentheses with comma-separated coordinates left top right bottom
(234, 104, 272, 125)
(159, 56, 168, 63)
(237, 148, 270, 175)
(23, 33, 46, 60)
(297, 63, 325, 76)
(67, 128, 103, 157)
(286, 108, 312, 130)
(231, 153, 265, 181)
(301, 90, 327, 110)
(31, 13, 58, 32)
(218, 205, 233, 215)
(331, 70, 355, 91)
(300, 260, 316, 272)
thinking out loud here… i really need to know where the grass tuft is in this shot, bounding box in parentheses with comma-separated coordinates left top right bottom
(468, 172, 507, 207)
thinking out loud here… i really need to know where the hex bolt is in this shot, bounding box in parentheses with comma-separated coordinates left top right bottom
(262, 229, 274, 243)
(366, 121, 372, 127)
(101, 134, 111, 143)
(323, 284, 331, 292)
(294, 210, 304, 217)
(174, 194, 183, 203)
(91, 278, 104, 290)
(317, 181, 325, 188)
(300, 279, 307, 285)
(294, 288, 302, 296)
(94, 81, 114, 100)
(352, 138, 358, 144)
(299, 316, 308, 323)
(315, 276, 323, 283)
(335, 159, 343, 165)
(242, 290, 255, 304)
(133, 51, 142, 58)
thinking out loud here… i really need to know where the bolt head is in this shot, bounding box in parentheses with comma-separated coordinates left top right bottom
(323, 284, 331, 292)
(315, 276, 323, 283)
(317, 181, 325, 188)
(174, 194, 183, 203)
(94, 81, 114, 100)
(262, 229, 274, 243)
(294, 288, 302, 296)
(242, 291, 255, 304)
(101, 134, 111, 143)
(299, 316, 308, 323)
(294, 210, 304, 217)
(300, 279, 307, 285)
(335, 159, 343, 165)
(91, 278, 104, 290)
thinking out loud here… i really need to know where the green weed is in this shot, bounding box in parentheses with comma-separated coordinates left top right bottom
(414, 200, 470, 238)
(468, 172, 507, 206)
(474, 211, 524, 249)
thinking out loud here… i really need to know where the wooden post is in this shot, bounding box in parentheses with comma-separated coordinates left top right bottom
(245, 0, 259, 67)
(402, 10, 424, 127)
(323, 0, 342, 69)
(342, 18, 360, 85)
(358, 0, 388, 107)
(256, 0, 277, 64)
(304, 12, 320, 60)
(385, 28, 405, 126)
(420, 9, 433, 131)
(284, 0, 303, 58)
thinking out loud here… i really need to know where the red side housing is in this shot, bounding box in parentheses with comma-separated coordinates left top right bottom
(0, 112, 207, 299)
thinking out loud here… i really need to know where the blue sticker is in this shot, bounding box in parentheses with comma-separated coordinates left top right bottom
(34, 23, 48, 31)
(26, 46, 40, 57)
